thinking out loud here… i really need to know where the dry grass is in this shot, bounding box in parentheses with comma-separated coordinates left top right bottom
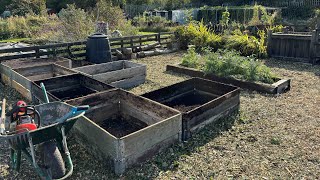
(0, 52, 320, 179)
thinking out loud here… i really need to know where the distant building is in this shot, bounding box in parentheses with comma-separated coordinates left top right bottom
(47, 8, 56, 15)
(1, 11, 11, 18)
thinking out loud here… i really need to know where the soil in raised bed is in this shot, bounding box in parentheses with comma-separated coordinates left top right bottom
(164, 90, 218, 112)
(99, 115, 148, 138)
(50, 86, 97, 100)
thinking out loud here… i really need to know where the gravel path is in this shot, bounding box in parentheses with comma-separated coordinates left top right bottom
(0, 52, 319, 179)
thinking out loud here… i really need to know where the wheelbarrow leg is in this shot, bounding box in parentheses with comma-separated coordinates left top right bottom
(60, 126, 74, 179)
(21, 149, 51, 180)
(10, 148, 21, 171)
(28, 136, 37, 168)
(25, 135, 51, 180)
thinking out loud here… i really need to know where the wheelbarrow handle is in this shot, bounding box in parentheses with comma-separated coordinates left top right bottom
(75, 105, 89, 112)
(56, 105, 89, 124)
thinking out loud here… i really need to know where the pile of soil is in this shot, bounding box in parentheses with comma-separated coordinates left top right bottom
(99, 115, 148, 138)
(173, 104, 201, 112)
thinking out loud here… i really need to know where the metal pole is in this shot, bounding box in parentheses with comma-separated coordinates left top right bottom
(40, 83, 50, 103)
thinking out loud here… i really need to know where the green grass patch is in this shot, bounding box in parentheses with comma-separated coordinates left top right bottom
(0, 38, 30, 43)
(270, 137, 281, 145)
(137, 31, 156, 35)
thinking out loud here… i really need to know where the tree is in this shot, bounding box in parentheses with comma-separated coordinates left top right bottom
(58, 4, 94, 41)
(93, 0, 126, 29)
(46, 0, 96, 12)
(46, 0, 126, 12)
(8, 0, 46, 16)
(0, 0, 12, 14)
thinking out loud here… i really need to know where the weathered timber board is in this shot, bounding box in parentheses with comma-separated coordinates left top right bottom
(142, 78, 240, 141)
(0, 58, 77, 101)
(0, 57, 70, 85)
(54, 59, 93, 68)
(66, 89, 181, 175)
(31, 74, 115, 104)
(74, 60, 146, 89)
(166, 64, 291, 94)
(0, 33, 173, 61)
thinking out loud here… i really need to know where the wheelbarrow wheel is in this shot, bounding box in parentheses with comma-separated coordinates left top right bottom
(42, 141, 66, 179)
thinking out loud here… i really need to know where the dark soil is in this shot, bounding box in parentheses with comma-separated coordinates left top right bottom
(98, 115, 148, 138)
(50, 86, 96, 100)
(173, 104, 201, 112)
(164, 90, 218, 112)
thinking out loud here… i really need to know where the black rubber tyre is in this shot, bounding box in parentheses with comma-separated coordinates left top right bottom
(42, 141, 66, 179)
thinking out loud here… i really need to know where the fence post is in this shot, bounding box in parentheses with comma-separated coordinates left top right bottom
(267, 30, 273, 57)
(157, 33, 161, 44)
(139, 35, 142, 46)
(35, 47, 40, 58)
(121, 39, 124, 49)
(53, 47, 57, 58)
(130, 37, 134, 48)
(309, 30, 317, 64)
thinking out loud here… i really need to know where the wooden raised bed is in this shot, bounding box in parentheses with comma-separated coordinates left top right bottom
(8, 64, 77, 101)
(0, 57, 75, 100)
(167, 64, 291, 94)
(31, 74, 115, 103)
(66, 89, 182, 174)
(0, 57, 69, 84)
(142, 78, 240, 141)
(74, 60, 146, 89)
(55, 59, 93, 69)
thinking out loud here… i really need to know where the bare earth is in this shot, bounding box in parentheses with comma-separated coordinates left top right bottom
(0, 52, 319, 179)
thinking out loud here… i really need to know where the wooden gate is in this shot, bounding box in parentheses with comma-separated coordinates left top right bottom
(267, 30, 320, 64)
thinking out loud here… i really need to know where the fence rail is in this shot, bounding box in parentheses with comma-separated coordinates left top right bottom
(263, 0, 320, 7)
(0, 32, 174, 61)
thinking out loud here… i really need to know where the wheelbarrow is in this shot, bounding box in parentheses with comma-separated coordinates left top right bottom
(0, 100, 89, 180)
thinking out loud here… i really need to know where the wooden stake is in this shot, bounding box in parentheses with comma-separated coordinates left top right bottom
(1, 98, 6, 134)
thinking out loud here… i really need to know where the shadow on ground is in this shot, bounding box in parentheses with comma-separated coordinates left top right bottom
(264, 58, 320, 75)
(122, 112, 240, 179)
(68, 111, 240, 179)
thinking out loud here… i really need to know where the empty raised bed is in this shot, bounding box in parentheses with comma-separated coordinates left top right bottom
(142, 78, 240, 141)
(74, 60, 146, 88)
(66, 89, 181, 174)
(0, 57, 70, 84)
(167, 64, 291, 94)
(8, 64, 77, 101)
(31, 74, 115, 103)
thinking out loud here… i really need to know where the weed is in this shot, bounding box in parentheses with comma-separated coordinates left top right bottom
(181, 46, 201, 69)
(270, 137, 281, 145)
(238, 111, 249, 124)
(175, 21, 222, 50)
(182, 49, 276, 83)
(221, 7, 230, 26)
(133, 15, 171, 33)
(269, 25, 284, 33)
(173, 161, 179, 168)
(224, 32, 267, 58)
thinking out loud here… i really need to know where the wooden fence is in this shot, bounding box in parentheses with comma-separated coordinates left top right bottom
(262, 0, 320, 7)
(267, 30, 320, 64)
(0, 32, 174, 62)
